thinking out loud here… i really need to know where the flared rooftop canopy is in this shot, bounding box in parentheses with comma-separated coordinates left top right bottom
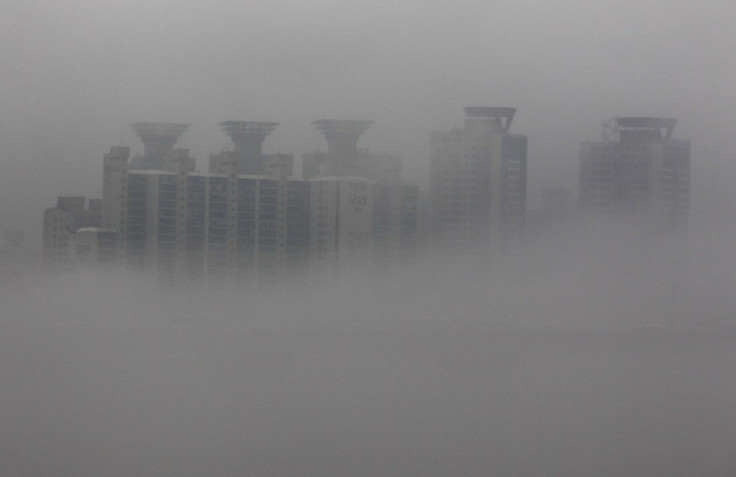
(219, 121, 279, 154)
(313, 119, 373, 155)
(130, 122, 190, 159)
(464, 107, 516, 132)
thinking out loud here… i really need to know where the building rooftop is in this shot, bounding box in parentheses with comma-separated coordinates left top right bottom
(464, 107, 517, 132)
(614, 117, 677, 141)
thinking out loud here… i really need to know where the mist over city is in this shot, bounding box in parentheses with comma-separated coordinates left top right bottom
(1, 0, 736, 475)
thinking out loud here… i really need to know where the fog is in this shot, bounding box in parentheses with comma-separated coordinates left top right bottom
(1, 0, 736, 238)
(3, 216, 736, 475)
(2, 0, 736, 474)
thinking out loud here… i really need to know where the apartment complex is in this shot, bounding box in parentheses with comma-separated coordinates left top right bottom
(93, 121, 413, 282)
(579, 117, 690, 233)
(430, 107, 527, 252)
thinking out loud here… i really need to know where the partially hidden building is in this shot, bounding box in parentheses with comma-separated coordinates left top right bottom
(430, 107, 527, 253)
(43, 196, 104, 268)
(303, 119, 418, 265)
(100, 121, 381, 283)
(579, 117, 690, 234)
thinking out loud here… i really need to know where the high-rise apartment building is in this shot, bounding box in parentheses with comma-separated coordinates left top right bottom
(579, 117, 690, 233)
(101, 122, 375, 283)
(45, 118, 415, 280)
(430, 107, 527, 252)
(303, 119, 418, 263)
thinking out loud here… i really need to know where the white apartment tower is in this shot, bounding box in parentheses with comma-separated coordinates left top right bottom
(430, 107, 527, 252)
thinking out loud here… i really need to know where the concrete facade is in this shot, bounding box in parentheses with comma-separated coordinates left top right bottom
(70, 228, 118, 267)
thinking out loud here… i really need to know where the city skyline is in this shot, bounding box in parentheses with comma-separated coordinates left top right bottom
(2, 3, 735, 474)
(41, 109, 692, 277)
(0, 105, 717, 251)
(1, 0, 732, 246)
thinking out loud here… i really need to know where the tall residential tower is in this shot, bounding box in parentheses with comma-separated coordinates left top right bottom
(430, 107, 527, 253)
(303, 119, 418, 263)
(579, 117, 690, 233)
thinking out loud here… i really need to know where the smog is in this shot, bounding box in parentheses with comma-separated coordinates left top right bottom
(2, 0, 736, 475)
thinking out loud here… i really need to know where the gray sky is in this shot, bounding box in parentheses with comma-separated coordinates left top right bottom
(1, 0, 734, 243)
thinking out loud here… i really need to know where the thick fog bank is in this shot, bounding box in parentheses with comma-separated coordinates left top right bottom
(2, 221, 736, 475)
(1, 317, 735, 476)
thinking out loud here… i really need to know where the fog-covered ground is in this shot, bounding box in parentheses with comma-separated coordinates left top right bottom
(2, 223, 736, 476)
(2, 315, 735, 476)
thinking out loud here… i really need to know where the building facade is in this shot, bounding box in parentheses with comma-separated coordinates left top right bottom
(579, 117, 690, 233)
(70, 228, 118, 267)
(430, 107, 527, 253)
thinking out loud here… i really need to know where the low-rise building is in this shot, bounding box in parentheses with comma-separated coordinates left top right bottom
(43, 197, 102, 268)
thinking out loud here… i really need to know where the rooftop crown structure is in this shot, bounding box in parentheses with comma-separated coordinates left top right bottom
(130, 122, 190, 159)
(613, 117, 677, 142)
(312, 119, 373, 156)
(220, 121, 279, 156)
(209, 120, 291, 176)
(463, 107, 517, 133)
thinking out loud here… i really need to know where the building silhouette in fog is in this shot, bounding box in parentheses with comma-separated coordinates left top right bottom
(303, 119, 418, 264)
(430, 107, 527, 253)
(96, 121, 410, 283)
(579, 117, 690, 233)
(43, 197, 104, 268)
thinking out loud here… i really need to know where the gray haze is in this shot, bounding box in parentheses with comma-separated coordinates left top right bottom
(3, 233, 736, 475)
(1, 0, 735, 240)
(3, 0, 736, 475)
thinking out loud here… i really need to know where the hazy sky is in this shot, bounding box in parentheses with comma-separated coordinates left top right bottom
(1, 0, 734, 243)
